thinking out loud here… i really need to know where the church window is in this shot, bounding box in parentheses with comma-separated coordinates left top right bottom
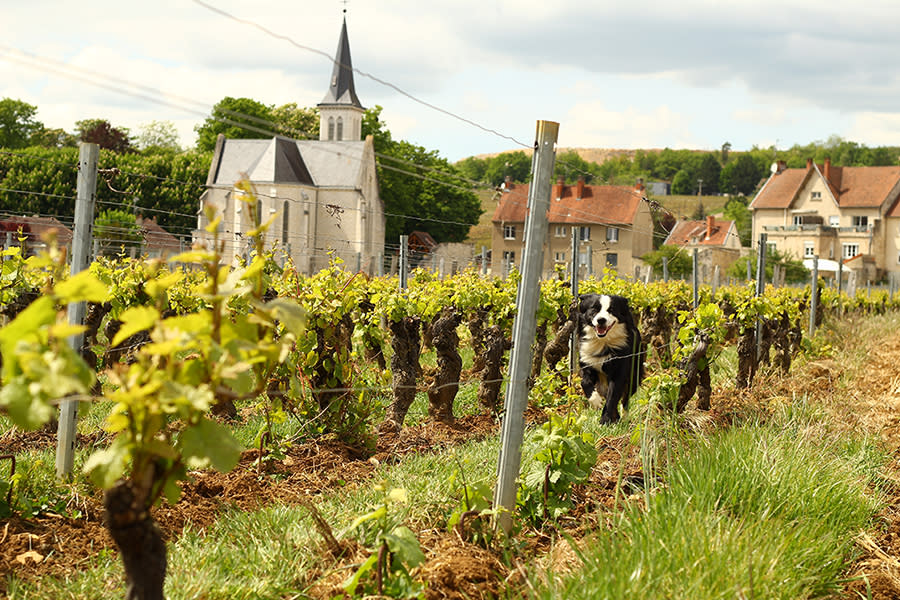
(327, 117, 335, 140)
(282, 201, 289, 245)
(336, 117, 344, 141)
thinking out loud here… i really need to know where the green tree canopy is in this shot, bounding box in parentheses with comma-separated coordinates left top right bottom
(671, 169, 692, 195)
(0, 98, 43, 149)
(135, 120, 181, 152)
(270, 103, 319, 139)
(194, 97, 275, 151)
(720, 153, 764, 196)
(727, 247, 807, 283)
(94, 208, 141, 256)
(723, 195, 752, 247)
(641, 244, 693, 278)
(363, 106, 482, 244)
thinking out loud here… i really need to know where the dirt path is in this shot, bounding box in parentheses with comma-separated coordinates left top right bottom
(4, 317, 900, 598)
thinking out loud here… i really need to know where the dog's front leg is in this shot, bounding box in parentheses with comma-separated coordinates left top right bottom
(600, 378, 623, 424)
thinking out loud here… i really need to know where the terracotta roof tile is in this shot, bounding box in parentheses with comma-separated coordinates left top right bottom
(752, 163, 900, 210)
(492, 182, 642, 226)
(664, 217, 734, 247)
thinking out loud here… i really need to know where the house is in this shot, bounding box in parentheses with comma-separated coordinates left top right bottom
(0, 215, 73, 255)
(195, 17, 385, 275)
(138, 216, 181, 260)
(491, 176, 654, 279)
(750, 158, 900, 281)
(664, 215, 743, 277)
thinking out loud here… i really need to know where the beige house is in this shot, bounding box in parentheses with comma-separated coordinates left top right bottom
(750, 158, 900, 281)
(195, 17, 385, 275)
(491, 177, 654, 279)
(664, 215, 744, 277)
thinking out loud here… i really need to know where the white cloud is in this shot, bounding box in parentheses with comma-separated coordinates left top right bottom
(562, 102, 695, 149)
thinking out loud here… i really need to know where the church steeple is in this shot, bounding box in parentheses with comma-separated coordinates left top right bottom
(318, 16, 364, 141)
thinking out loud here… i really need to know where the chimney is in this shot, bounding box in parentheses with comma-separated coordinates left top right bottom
(706, 215, 715, 240)
(806, 157, 813, 170)
(554, 176, 564, 201)
(634, 177, 645, 193)
(777, 160, 787, 173)
(503, 175, 512, 190)
(824, 157, 832, 182)
(576, 177, 585, 200)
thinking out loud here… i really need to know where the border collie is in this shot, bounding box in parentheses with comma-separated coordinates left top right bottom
(577, 293, 645, 424)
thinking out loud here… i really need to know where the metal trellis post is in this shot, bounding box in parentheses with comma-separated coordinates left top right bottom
(494, 120, 558, 534)
(56, 142, 98, 479)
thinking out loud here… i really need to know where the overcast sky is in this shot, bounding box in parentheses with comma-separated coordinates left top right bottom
(3, 0, 900, 162)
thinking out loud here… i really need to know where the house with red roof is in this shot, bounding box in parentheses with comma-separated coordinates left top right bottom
(491, 176, 654, 278)
(750, 158, 900, 281)
(0, 215, 73, 255)
(664, 215, 743, 275)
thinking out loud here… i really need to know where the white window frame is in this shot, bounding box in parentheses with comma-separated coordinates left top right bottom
(606, 227, 619, 242)
(811, 191, 822, 201)
(766, 241, 777, 254)
(842, 243, 859, 259)
(852, 215, 868, 228)
(793, 215, 803, 226)
(578, 226, 591, 242)
(503, 224, 516, 240)
(554, 225, 567, 238)
(554, 251, 566, 262)
(803, 242, 814, 258)
(502, 250, 515, 264)
(829, 215, 840, 227)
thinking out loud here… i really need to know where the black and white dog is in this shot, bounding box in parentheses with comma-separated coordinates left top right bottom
(577, 294, 645, 424)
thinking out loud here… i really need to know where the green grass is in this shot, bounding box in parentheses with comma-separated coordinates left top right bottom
(538, 400, 886, 599)
(6, 314, 900, 599)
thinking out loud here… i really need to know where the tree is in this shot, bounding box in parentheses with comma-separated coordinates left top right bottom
(727, 247, 807, 283)
(484, 151, 532, 186)
(135, 120, 181, 152)
(720, 141, 731, 164)
(553, 150, 597, 184)
(696, 153, 722, 195)
(0, 98, 43, 149)
(76, 119, 133, 153)
(270, 103, 319, 140)
(723, 195, 752, 247)
(671, 169, 693, 195)
(30, 126, 76, 148)
(363, 106, 482, 244)
(94, 208, 141, 256)
(721, 154, 764, 196)
(641, 244, 693, 278)
(195, 97, 275, 151)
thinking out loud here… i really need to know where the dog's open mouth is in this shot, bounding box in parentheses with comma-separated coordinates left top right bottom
(595, 323, 613, 337)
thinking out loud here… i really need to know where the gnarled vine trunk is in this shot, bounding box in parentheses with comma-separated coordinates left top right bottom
(478, 325, 510, 415)
(382, 316, 422, 432)
(735, 327, 757, 389)
(427, 308, 462, 423)
(104, 480, 166, 600)
(676, 333, 711, 412)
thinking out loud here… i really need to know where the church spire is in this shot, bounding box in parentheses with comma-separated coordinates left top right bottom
(318, 15, 365, 141)
(320, 16, 362, 109)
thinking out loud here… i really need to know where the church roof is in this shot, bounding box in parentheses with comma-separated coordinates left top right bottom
(319, 17, 363, 109)
(208, 135, 366, 188)
(210, 137, 315, 186)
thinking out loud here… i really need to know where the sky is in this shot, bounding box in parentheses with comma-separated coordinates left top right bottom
(3, 0, 900, 163)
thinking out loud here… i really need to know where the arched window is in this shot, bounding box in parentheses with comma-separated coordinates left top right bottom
(336, 117, 343, 141)
(282, 201, 289, 245)
(327, 117, 335, 140)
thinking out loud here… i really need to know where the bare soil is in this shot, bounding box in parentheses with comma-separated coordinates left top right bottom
(3, 323, 900, 599)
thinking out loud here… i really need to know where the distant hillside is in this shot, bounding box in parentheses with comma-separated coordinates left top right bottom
(466, 147, 692, 165)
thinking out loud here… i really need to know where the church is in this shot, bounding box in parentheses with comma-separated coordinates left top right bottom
(195, 17, 385, 275)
